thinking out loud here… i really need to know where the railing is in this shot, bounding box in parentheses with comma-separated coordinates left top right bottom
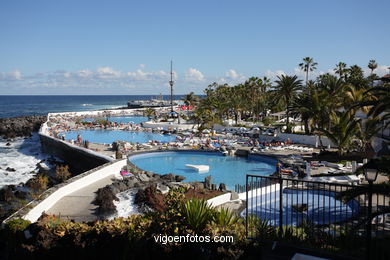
(244, 174, 390, 260)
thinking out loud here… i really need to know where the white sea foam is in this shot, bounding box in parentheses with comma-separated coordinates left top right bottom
(109, 189, 138, 219)
(82, 103, 93, 106)
(0, 133, 49, 188)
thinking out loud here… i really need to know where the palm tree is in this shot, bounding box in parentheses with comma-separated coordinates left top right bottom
(183, 92, 199, 107)
(143, 108, 156, 119)
(273, 75, 302, 133)
(317, 110, 360, 156)
(317, 74, 347, 117)
(368, 59, 378, 87)
(364, 85, 390, 126)
(344, 85, 372, 114)
(346, 65, 368, 90)
(358, 117, 383, 153)
(243, 76, 271, 122)
(334, 62, 348, 80)
(299, 57, 318, 89)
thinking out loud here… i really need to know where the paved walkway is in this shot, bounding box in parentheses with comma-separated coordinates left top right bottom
(46, 162, 124, 222)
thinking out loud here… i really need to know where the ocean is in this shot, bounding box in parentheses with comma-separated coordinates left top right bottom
(0, 95, 186, 118)
(0, 95, 186, 188)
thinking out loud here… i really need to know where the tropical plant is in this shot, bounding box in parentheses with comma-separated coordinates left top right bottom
(357, 117, 383, 153)
(143, 108, 156, 119)
(317, 110, 361, 156)
(212, 207, 238, 226)
(181, 199, 213, 232)
(299, 57, 318, 88)
(368, 59, 378, 87)
(273, 75, 302, 133)
(334, 62, 348, 80)
(346, 64, 368, 90)
(364, 85, 390, 123)
(183, 91, 199, 107)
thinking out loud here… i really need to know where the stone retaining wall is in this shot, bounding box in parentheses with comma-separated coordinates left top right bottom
(39, 115, 114, 172)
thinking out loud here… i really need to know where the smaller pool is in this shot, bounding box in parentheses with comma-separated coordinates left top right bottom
(61, 130, 176, 144)
(82, 116, 148, 124)
(242, 188, 359, 226)
(129, 151, 277, 189)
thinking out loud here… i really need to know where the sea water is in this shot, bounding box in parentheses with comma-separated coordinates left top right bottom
(0, 133, 49, 188)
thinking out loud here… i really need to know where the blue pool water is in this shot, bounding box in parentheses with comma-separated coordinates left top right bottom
(83, 116, 148, 124)
(61, 130, 176, 144)
(129, 151, 277, 189)
(243, 188, 359, 226)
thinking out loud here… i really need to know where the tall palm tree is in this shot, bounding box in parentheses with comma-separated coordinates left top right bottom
(273, 75, 302, 133)
(346, 65, 368, 90)
(299, 57, 318, 89)
(317, 74, 347, 117)
(243, 77, 271, 122)
(368, 59, 378, 87)
(334, 62, 348, 80)
(289, 93, 313, 134)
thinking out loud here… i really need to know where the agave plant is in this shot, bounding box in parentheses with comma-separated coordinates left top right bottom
(212, 207, 238, 227)
(181, 199, 213, 232)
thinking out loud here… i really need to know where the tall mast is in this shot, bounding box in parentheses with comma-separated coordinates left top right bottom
(169, 60, 174, 113)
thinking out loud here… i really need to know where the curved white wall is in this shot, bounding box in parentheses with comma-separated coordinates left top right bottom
(23, 159, 126, 223)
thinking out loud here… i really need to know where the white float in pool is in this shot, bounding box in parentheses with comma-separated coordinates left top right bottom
(185, 164, 210, 172)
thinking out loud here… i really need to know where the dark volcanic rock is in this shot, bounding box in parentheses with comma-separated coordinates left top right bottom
(218, 183, 227, 191)
(161, 173, 176, 182)
(175, 175, 186, 182)
(0, 115, 47, 138)
(5, 167, 16, 172)
(204, 176, 212, 189)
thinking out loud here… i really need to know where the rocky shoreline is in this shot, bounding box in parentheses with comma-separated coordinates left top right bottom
(0, 115, 47, 139)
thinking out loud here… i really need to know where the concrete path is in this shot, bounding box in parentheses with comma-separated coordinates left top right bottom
(47, 173, 121, 222)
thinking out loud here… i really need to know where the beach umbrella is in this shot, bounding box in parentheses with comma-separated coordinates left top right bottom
(202, 129, 210, 134)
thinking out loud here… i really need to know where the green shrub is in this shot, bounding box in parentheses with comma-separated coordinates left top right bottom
(5, 218, 31, 234)
(55, 165, 71, 182)
(28, 174, 49, 191)
(262, 117, 273, 126)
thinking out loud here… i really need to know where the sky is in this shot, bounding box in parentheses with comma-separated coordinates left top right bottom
(0, 0, 389, 95)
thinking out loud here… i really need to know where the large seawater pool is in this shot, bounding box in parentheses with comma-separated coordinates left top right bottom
(61, 130, 176, 144)
(128, 151, 277, 189)
(83, 116, 148, 125)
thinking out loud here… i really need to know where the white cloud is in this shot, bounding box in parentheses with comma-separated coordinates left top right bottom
(363, 65, 390, 77)
(264, 69, 286, 80)
(96, 67, 121, 78)
(185, 68, 204, 81)
(76, 69, 93, 78)
(225, 69, 239, 80)
(139, 64, 145, 68)
(9, 70, 22, 80)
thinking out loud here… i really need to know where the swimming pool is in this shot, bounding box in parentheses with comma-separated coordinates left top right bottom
(61, 130, 176, 144)
(129, 151, 277, 189)
(242, 188, 359, 225)
(83, 116, 148, 124)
